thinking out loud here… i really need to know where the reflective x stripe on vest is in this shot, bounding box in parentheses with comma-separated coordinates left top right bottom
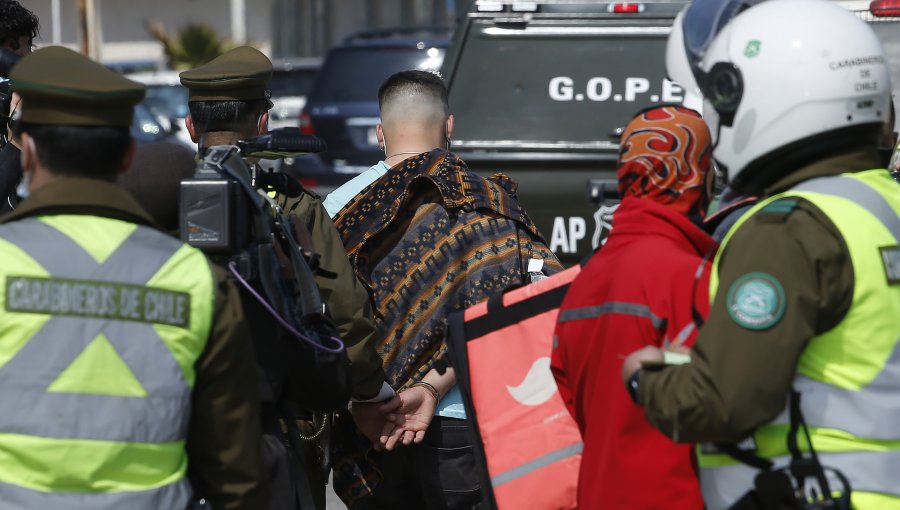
(0, 216, 212, 509)
(701, 170, 900, 510)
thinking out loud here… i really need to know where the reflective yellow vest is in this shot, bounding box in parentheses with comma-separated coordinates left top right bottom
(701, 170, 900, 510)
(0, 215, 214, 508)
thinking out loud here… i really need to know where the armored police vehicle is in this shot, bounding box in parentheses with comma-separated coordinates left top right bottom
(442, 0, 900, 264)
(843, 0, 900, 169)
(442, 0, 688, 263)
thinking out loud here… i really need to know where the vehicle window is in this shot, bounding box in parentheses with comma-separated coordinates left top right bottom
(309, 46, 446, 102)
(144, 84, 189, 119)
(447, 21, 678, 147)
(270, 69, 318, 98)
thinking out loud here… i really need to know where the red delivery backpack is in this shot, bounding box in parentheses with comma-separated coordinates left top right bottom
(447, 265, 583, 510)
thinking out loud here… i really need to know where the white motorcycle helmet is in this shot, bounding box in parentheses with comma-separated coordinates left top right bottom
(669, 0, 891, 189)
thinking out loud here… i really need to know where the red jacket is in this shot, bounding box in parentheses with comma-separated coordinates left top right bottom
(550, 196, 715, 510)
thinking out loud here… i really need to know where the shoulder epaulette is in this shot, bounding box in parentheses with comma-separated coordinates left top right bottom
(757, 198, 800, 218)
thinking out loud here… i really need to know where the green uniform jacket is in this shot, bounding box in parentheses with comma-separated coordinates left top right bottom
(279, 189, 385, 400)
(638, 151, 879, 443)
(1, 179, 270, 510)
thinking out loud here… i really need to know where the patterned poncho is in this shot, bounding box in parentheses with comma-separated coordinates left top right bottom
(332, 149, 562, 505)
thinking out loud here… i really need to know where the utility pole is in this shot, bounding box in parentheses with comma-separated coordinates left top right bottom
(77, 0, 101, 60)
(78, 0, 89, 55)
(51, 0, 61, 45)
(88, 0, 102, 61)
(310, 0, 327, 56)
(231, 0, 247, 44)
(273, 0, 302, 59)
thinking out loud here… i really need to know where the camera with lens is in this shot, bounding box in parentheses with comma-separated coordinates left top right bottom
(180, 127, 325, 255)
(0, 49, 21, 149)
(179, 128, 352, 412)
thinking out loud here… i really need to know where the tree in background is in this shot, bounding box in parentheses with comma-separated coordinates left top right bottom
(147, 21, 235, 69)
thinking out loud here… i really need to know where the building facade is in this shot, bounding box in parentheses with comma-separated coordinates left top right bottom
(21, 0, 457, 67)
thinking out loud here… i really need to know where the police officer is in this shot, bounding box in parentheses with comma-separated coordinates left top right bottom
(621, 0, 900, 508)
(179, 47, 392, 510)
(1, 47, 267, 508)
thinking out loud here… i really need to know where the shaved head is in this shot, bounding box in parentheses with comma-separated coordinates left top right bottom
(378, 70, 449, 128)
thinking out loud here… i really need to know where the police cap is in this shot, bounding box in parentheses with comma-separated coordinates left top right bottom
(179, 46, 273, 104)
(11, 46, 145, 127)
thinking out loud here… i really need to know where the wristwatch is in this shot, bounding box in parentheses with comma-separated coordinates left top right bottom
(626, 369, 640, 404)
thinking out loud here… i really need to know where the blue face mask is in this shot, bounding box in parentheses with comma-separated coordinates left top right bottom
(16, 171, 29, 199)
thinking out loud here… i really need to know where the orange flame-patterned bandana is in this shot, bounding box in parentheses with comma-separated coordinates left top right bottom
(617, 105, 712, 217)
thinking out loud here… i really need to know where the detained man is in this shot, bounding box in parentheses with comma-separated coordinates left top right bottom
(328, 70, 562, 509)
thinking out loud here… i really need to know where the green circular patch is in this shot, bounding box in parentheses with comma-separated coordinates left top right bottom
(726, 272, 786, 330)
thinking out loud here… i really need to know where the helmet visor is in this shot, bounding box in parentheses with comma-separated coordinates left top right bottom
(682, 0, 764, 66)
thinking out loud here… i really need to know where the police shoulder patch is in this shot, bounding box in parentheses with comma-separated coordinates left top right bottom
(726, 272, 786, 330)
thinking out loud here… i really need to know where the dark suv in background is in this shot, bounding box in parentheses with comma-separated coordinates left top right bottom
(296, 28, 450, 188)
